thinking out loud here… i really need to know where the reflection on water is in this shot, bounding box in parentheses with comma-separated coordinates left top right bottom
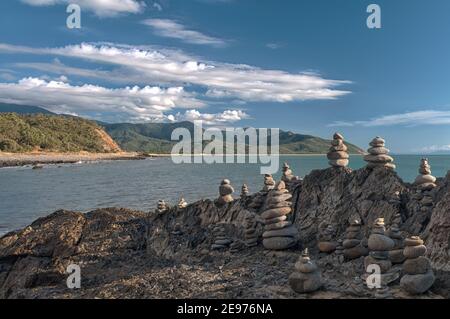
(0, 155, 449, 235)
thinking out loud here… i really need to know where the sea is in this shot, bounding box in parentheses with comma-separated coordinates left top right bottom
(1, 155, 449, 236)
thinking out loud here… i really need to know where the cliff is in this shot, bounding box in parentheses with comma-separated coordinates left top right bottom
(0, 166, 448, 299)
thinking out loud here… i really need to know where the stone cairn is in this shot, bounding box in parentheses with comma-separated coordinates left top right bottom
(177, 197, 187, 209)
(211, 224, 232, 251)
(262, 181, 297, 250)
(327, 132, 349, 168)
(281, 162, 297, 183)
(364, 137, 395, 169)
(386, 213, 406, 264)
(317, 223, 337, 253)
(414, 159, 437, 212)
(240, 184, 249, 198)
(400, 236, 435, 294)
(261, 174, 275, 193)
(217, 179, 234, 205)
(244, 214, 258, 247)
(343, 219, 368, 260)
(364, 218, 395, 277)
(230, 240, 244, 253)
(156, 199, 168, 213)
(334, 239, 345, 264)
(289, 248, 323, 293)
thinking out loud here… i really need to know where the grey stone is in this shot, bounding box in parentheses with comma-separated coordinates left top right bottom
(368, 234, 395, 251)
(404, 245, 427, 259)
(400, 271, 435, 295)
(263, 237, 296, 250)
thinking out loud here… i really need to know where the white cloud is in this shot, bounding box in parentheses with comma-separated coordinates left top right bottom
(0, 77, 204, 122)
(152, 2, 162, 11)
(329, 110, 450, 127)
(142, 19, 227, 47)
(419, 144, 450, 153)
(0, 43, 351, 103)
(21, 0, 145, 17)
(170, 109, 249, 125)
(266, 43, 283, 49)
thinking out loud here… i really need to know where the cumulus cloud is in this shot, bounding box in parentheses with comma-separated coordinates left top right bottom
(419, 144, 450, 153)
(0, 43, 351, 103)
(142, 19, 227, 47)
(0, 77, 204, 122)
(169, 109, 249, 125)
(328, 110, 450, 127)
(21, 0, 145, 17)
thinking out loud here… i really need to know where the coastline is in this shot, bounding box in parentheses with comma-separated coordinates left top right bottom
(0, 151, 146, 168)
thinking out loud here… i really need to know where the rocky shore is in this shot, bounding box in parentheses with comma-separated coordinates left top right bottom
(0, 161, 448, 299)
(0, 152, 147, 168)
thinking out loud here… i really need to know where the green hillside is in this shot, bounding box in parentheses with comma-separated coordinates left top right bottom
(104, 122, 364, 154)
(0, 103, 54, 115)
(0, 113, 121, 153)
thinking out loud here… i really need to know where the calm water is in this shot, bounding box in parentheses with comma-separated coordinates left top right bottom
(1, 155, 449, 235)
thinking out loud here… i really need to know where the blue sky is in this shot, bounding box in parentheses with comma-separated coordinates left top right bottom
(1, 0, 450, 154)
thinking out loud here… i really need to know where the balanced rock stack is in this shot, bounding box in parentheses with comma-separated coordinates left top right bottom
(386, 213, 406, 264)
(281, 162, 296, 183)
(177, 197, 187, 209)
(217, 179, 234, 205)
(240, 184, 249, 198)
(289, 249, 323, 293)
(262, 174, 275, 193)
(244, 214, 258, 247)
(327, 132, 349, 167)
(156, 200, 168, 213)
(364, 218, 395, 275)
(262, 181, 297, 250)
(211, 225, 232, 250)
(317, 223, 337, 253)
(230, 240, 244, 253)
(343, 219, 369, 260)
(415, 159, 437, 212)
(364, 137, 395, 169)
(400, 236, 435, 294)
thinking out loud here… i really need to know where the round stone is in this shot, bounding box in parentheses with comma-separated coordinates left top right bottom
(343, 239, 360, 249)
(331, 139, 343, 147)
(403, 256, 431, 275)
(344, 246, 369, 259)
(261, 207, 291, 219)
(368, 147, 389, 155)
(418, 183, 437, 191)
(219, 184, 233, 195)
(267, 193, 292, 204)
(415, 174, 436, 185)
(369, 250, 389, 259)
(367, 162, 396, 169)
(334, 132, 344, 140)
(419, 168, 432, 175)
(295, 261, 318, 273)
(368, 234, 395, 251)
(329, 159, 349, 167)
(289, 271, 322, 293)
(400, 271, 435, 295)
(263, 237, 296, 250)
(264, 221, 292, 231)
(404, 245, 427, 259)
(263, 225, 297, 238)
(318, 241, 337, 253)
(327, 151, 349, 160)
(264, 215, 287, 225)
(329, 144, 348, 152)
(405, 237, 424, 246)
(364, 154, 394, 163)
(389, 249, 406, 264)
(345, 231, 362, 239)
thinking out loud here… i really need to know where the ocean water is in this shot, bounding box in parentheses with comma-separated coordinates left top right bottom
(0, 155, 449, 235)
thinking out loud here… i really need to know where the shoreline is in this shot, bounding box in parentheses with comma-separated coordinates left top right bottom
(0, 152, 146, 168)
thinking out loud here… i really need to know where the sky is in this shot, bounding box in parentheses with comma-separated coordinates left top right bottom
(0, 0, 450, 154)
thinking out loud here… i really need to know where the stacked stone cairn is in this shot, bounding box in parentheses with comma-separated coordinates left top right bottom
(281, 162, 297, 183)
(386, 213, 406, 264)
(317, 223, 337, 253)
(364, 218, 395, 278)
(414, 159, 437, 212)
(343, 219, 369, 260)
(400, 236, 435, 294)
(177, 197, 187, 209)
(244, 214, 258, 247)
(289, 248, 323, 293)
(262, 181, 297, 250)
(156, 199, 168, 213)
(230, 240, 244, 253)
(261, 174, 275, 193)
(217, 179, 234, 205)
(211, 224, 232, 250)
(364, 137, 396, 169)
(327, 132, 350, 168)
(240, 184, 249, 198)
(334, 239, 345, 264)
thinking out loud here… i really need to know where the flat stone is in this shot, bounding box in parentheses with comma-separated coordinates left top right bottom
(369, 250, 389, 259)
(268, 190, 289, 196)
(327, 151, 349, 160)
(215, 239, 232, 245)
(404, 245, 427, 259)
(263, 225, 297, 238)
(329, 144, 348, 152)
(295, 261, 318, 273)
(368, 234, 395, 251)
(343, 239, 360, 249)
(417, 183, 437, 191)
(367, 162, 396, 169)
(345, 231, 362, 239)
(364, 154, 394, 163)
(405, 237, 424, 246)
(368, 147, 389, 155)
(403, 256, 431, 275)
(264, 215, 287, 225)
(318, 241, 337, 253)
(389, 249, 406, 264)
(263, 236, 296, 250)
(329, 159, 349, 167)
(267, 193, 292, 204)
(261, 207, 291, 219)
(415, 174, 436, 185)
(264, 221, 292, 231)
(211, 244, 227, 250)
(267, 201, 291, 209)
(400, 271, 435, 295)
(219, 185, 234, 195)
(289, 271, 323, 293)
(344, 246, 369, 259)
